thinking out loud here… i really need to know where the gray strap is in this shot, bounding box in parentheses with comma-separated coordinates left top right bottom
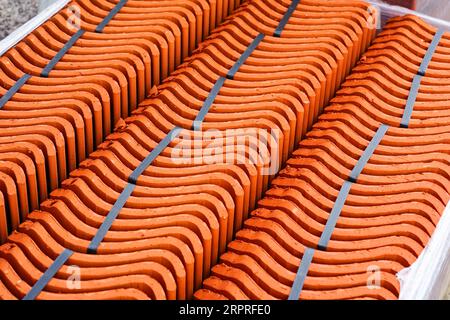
(401, 29, 443, 127)
(194, 32, 267, 129)
(274, 0, 301, 37)
(23, 249, 74, 300)
(0, 74, 31, 109)
(317, 180, 353, 251)
(41, 29, 85, 77)
(290, 123, 389, 296)
(226, 33, 265, 80)
(418, 29, 444, 76)
(128, 127, 182, 183)
(400, 74, 422, 128)
(88, 127, 182, 254)
(193, 77, 226, 131)
(348, 124, 389, 182)
(2, 0, 129, 107)
(288, 247, 314, 300)
(95, 0, 128, 33)
(87, 183, 136, 254)
(318, 121, 388, 250)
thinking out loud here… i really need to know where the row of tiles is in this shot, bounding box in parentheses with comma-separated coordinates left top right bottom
(0, 0, 375, 299)
(0, 0, 244, 240)
(195, 14, 450, 300)
(0, 0, 375, 243)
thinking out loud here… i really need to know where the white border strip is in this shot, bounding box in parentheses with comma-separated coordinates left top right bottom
(368, 1, 450, 30)
(397, 201, 450, 300)
(0, 0, 70, 57)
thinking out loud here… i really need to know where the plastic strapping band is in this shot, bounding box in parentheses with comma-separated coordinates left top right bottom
(400, 29, 443, 127)
(41, 29, 85, 77)
(400, 75, 422, 128)
(288, 247, 314, 300)
(293, 124, 389, 297)
(87, 183, 136, 254)
(23, 249, 74, 300)
(87, 127, 182, 254)
(2, 0, 128, 106)
(317, 180, 352, 251)
(95, 0, 128, 33)
(128, 127, 183, 183)
(194, 32, 267, 129)
(0, 73, 31, 109)
(274, 0, 300, 37)
(227, 33, 265, 80)
(348, 124, 389, 183)
(193, 77, 226, 131)
(418, 29, 444, 76)
(317, 124, 388, 249)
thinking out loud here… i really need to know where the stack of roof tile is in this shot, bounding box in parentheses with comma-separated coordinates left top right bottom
(0, 0, 243, 242)
(0, 0, 375, 299)
(194, 14, 450, 300)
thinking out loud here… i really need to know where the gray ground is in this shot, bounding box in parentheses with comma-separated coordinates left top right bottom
(0, 0, 39, 40)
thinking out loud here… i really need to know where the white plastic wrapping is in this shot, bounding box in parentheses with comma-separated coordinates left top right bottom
(369, 1, 450, 30)
(397, 202, 450, 299)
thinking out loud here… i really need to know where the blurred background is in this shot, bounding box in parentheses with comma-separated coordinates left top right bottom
(0, 0, 39, 40)
(378, 0, 450, 19)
